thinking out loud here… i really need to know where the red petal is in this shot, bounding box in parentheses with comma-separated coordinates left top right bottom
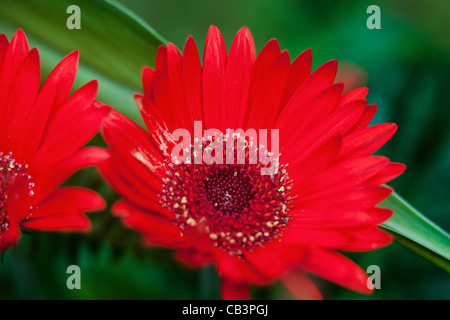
(17, 51, 79, 161)
(365, 207, 393, 225)
(337, 227, 392, 251)
(281, 269, 323, 300)
(224, 27, 252, 129)
(178, 221, 220, 256)
(278, 83, 344, 150)
(0, 33, 10, 70)
(34, 147, 109, 203)
(289, 210, 377, 229)
(347, 104, 377, 134)
(135, 94, 176, 159)
(287, 136, 341, 177)
(281, 48, 312, 105)
(0, 29, 29, 111)
(339, 123, 397, 159)
(284, 100, 366, 166)
(3, 48, 40, 156)
(5, 171, 33, 225)
(22, 186, 100, 232)
(302, 249, 372, 294)
(245, 51, 290, 129)
(99, 154, 165, 214)
(166, 43, 192, 132)
(48, 51, 80, 115)
(44, 79, 98, 128)
(295, 185, 393, 211)
(182, 36, 203, 122)
(338, 87, 368, 107)
(155, 45, 167, 72)
(142, 66, 155, 98)
(202, 25, 227, 131)
(296, 156, 390, 197)
(22, 212, 91, 231)
(276, 59, 338, 130)
(295, 59, 337, 101)
(245, 241, 306, 280)
(113, 201, 182, 247)
(221, 278, 250, 300)
(29, 187, 105, 219)
(243, 39, 281, 129)
(365, 162, 406, 185)
(240, 27, 256, 62)
(32, 84, 108, 174)
(152, 70, 192, 131)
(217, 252, 268, 284)
(0, 226, 21, 252)
(281, 227, 350, 247)
(110, 150, 163, 201)
(100, 109, 167, 188)
(248, 39, 280, 94)
(175, 248, 216, 267)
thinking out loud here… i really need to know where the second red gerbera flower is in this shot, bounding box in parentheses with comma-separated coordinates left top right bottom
(0, 29, 109, 252)
(99, 26, 405, 299)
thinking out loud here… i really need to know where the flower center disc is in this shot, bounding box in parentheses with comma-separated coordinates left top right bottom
(162, 163, 291, 256)
(203, 167, 254, 216)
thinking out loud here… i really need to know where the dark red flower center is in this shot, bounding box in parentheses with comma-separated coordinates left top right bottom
(0, 152, 34, 235)
(203, 167, 254, 216)
(161, 157, 292, 256)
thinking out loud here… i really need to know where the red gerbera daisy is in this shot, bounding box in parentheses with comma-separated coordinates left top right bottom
(99, 26, 405, 299)
(0, 29, 109, 252)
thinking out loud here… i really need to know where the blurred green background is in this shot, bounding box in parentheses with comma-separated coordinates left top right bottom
(0, 0, 449, 299)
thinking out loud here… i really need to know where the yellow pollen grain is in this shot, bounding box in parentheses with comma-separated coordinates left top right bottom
(236, 232, 243, 238)
(181, 196, 187, 204)
(209, 233, 218, 240)
(186, 218, 197, 226)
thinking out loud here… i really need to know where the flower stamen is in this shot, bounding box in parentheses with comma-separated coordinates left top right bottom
(0, 152, 34, 235)
(161, 140, 292, 256)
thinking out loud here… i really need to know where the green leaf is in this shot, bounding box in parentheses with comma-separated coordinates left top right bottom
(381, 192, 450, 272)
(0, 0, 167, 124)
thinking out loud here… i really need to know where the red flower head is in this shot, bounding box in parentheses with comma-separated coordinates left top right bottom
(99, 26, 405, 299)
(0, 30, 109, 251)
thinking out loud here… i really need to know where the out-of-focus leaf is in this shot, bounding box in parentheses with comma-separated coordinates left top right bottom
(0, 0, 167, 123)
(381, 192, 450, 272)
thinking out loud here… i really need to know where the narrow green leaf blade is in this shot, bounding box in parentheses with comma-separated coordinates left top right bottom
(381, 192, 450, 272)
(0, 0, 166, 122)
